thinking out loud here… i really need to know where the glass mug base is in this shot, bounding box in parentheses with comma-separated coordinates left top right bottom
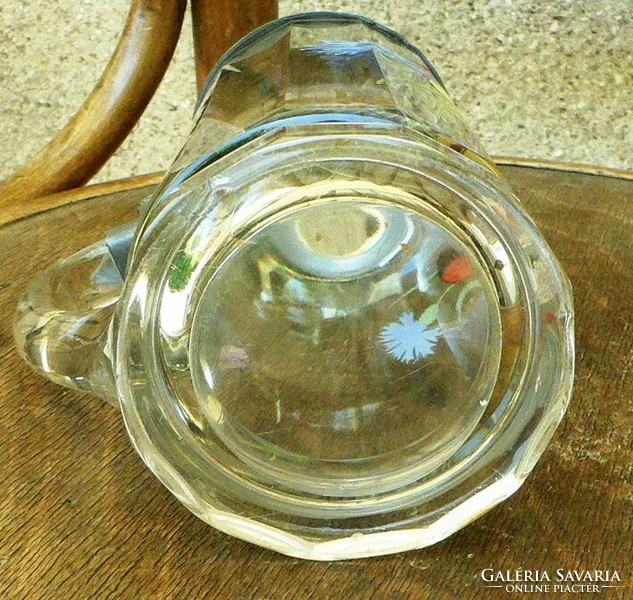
(14, 13, 573, 560)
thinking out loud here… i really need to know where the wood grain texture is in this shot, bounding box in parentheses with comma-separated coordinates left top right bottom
(191, 0, 279, 91)
(0, 166, 631, 599)
(0, 172, 164, 229)
(0, 0, 186, 212)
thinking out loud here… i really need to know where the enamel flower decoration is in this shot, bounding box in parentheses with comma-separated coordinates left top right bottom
(379, 310, 441, 363)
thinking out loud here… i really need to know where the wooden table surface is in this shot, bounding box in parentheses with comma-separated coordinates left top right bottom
(1, 165, 631, 599)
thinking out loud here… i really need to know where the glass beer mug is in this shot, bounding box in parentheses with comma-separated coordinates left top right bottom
(15, 13, 574, 560)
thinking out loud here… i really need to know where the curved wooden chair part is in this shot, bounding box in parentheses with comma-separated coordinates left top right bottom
(192, 0, 279, 91)
(0, 0, 278, 225)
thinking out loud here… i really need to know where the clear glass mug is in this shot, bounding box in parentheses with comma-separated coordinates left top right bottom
(15, 13, 574, 560)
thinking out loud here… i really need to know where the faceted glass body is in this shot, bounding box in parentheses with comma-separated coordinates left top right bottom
(15, 13, 574, 560)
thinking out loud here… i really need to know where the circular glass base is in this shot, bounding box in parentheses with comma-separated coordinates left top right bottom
(190, 197, 502, 496)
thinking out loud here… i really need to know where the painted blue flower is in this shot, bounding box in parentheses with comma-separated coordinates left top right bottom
(379, 311, 441, 363)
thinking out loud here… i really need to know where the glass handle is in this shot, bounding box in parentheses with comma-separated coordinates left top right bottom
(14, 240, 125, 406)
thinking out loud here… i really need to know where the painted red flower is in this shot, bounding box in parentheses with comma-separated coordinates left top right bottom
(442, 256, 473, 283)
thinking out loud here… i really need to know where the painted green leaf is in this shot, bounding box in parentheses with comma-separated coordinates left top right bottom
(456, 280, 481, 317)
(419, 303, 439, 326)
(169, 249, 195, 292)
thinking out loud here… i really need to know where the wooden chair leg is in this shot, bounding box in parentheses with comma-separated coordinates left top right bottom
(0, 0, 187, 214)
(0, 0, 278, 225)
(191, 0, 279, 91)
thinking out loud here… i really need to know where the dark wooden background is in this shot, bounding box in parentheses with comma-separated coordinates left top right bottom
(1, 165, 631, 599)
